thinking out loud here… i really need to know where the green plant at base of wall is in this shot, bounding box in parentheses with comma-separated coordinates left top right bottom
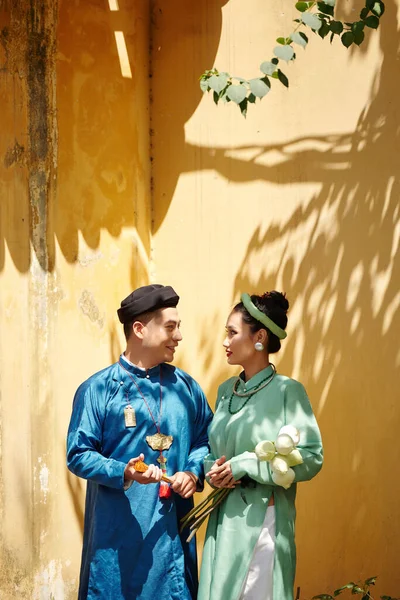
(306, 576, 399, 600)
(199, 0, 385, 116)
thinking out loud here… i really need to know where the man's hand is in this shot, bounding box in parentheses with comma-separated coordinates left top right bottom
(206, 455, 240, 488)
(124, 454, 164, 485)
(170, 471, 198, 498)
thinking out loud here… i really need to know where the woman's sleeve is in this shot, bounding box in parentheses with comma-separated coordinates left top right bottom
(67, 382, 127, 489)
(230, 380, 323, 485)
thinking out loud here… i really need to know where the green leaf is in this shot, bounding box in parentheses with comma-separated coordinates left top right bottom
(364, 14, 380, 27)
(291, 31, 308, 47)
(226, 84, 248, 104)
(248, 93, 256, 103)
(371, 0, 385, 16)
(352, 20, 365, 33)
(273, 44, 295, 62)
(318, 22, 331, 37)
(334, 583, 357, 596)
(312, 596, 335, 600)
(341, 31, 355, 46)
(330, 31, 335, 42)
(323, 0, 336, 5)
(260, 60, 277, 75)
(360, 7, 369, 18)
(239, 98, 248, 117)
(330, 20, 344, 33)
(208, 73, 229, 94)
(317, 1, 335, 15)
(277, 69, 289, 87)
(213, 91, 219, 104)
(302, 12, 323, 30)
(271, 58, 279, 64)
(354, 29, 365, 44)
(276, 37, 291, 44)
(365, 577, 377, 586)
(249, 78, 270, 98)
(295, 1, 314, 11)
(352, 587, 364, 594)
(261, 76, 271, 87)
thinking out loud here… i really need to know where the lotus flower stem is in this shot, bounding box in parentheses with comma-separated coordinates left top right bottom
(189, 488, 230, 530)
(179, 487, 222, 530)
(181, 487, 231, 541)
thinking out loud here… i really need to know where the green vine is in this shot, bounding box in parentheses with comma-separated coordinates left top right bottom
(199, 0, 385, 116)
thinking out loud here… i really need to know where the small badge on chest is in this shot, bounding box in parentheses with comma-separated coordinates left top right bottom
(124, 405, 136, 427)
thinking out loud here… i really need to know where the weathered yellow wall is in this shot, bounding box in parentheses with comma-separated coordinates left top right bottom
(0, 0, 399, 597)
(151, 0, 400, 597)
(1, 0, 150, 597)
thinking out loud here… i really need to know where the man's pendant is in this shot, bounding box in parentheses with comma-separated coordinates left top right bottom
(124, 405, 136, 427)
(157, 453, 171, 499)
(146, 432, 173, 451)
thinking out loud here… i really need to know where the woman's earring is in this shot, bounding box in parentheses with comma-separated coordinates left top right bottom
(254, 342, 264, 351)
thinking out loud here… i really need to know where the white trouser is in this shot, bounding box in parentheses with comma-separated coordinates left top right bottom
(239, 505, 275, 600)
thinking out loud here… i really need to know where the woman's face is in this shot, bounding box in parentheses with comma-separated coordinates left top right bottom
(223, 310, 260, 367)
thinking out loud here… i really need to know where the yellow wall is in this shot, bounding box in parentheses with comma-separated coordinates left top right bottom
(0, 0, 399, 597)
(1, 0, 150, 597)
(152, 0, 400, 597)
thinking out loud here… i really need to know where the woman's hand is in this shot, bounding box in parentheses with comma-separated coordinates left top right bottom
(206, 455, 240, 488)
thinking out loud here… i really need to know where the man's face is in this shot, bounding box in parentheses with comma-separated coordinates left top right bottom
(140, 307, 182, 364)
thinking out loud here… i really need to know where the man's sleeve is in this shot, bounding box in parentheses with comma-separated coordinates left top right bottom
(67, 381, 127, 489)
(183, 381, 213, 489)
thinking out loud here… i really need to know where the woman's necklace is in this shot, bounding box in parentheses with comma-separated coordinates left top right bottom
(228, 364, 276, 415)
(118, 361, 173, 496)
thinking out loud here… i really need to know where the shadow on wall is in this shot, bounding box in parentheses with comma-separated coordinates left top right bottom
(147, 0, 399, 592)
(0, 0, 229, 275)
(0, 0, 144, 273)
(181, 0, 399, 593)
(151, 0, 230, 231)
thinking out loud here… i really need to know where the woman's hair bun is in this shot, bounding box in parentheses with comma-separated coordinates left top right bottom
(260, 291, 289, 314)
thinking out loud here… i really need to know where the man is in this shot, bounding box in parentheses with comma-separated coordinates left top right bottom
(67, 284, 213, 600)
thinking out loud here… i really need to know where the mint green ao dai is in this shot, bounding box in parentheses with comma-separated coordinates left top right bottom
(198, 365, 323, 600)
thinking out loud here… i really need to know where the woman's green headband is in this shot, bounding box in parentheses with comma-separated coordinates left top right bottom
(241, 293, 287, 340)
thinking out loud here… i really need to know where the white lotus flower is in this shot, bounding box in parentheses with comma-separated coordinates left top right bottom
(285, 448, 303, 467)
(270, 455, 289, 475)
(255, 440, 276, 462)
(272, 467, 295, 489)
(275, 433, 294, 455)
(278, 425, 300, 446)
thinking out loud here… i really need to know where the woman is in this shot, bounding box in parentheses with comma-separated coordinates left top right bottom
(198, 291, 323, 600)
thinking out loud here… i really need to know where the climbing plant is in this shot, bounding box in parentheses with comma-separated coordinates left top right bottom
(199, 0, 385, 116)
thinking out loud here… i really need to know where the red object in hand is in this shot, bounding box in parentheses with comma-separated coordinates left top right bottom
(159, 482, 171, 498)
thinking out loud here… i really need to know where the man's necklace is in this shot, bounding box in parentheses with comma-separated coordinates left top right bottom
(118, 360, 173, 460)
(228, 364, 276, 415)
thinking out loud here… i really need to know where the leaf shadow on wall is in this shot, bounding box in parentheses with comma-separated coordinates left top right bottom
(0, 0, 229, 274)
(176, 2, 400, 593)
